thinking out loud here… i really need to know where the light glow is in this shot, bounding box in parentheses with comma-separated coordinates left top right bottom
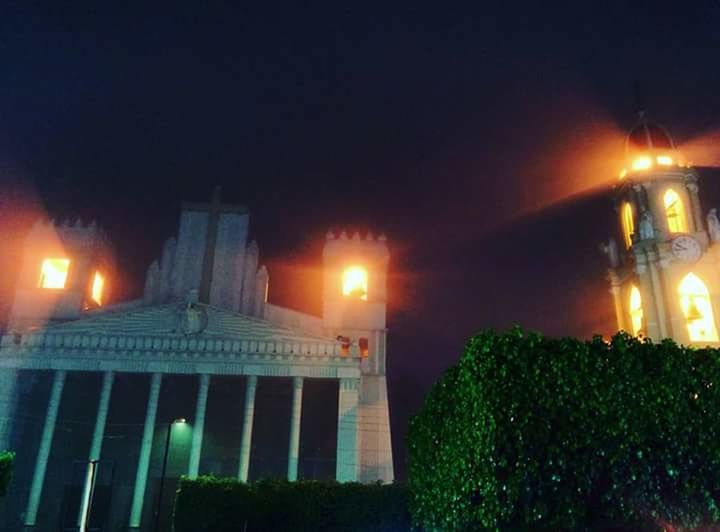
(342, 266, 368, 300)
(664, 189, 688, 233)
(631, 156, 653, 171)
(618, 168, 627, 179)
(679, 273, 719, 342)
(656, 155, 673, 166)
(629, 285, 643, 336)
(621, 202, 634, 248)
(39, 258, 70, 289)
(91, 271, 104, 305)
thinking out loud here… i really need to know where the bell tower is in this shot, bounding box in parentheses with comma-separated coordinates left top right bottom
(323, 230, 388, 373)
(9, 219, 115, 332)
(604, 113, 720, 345)
(323, 230, 394, 482)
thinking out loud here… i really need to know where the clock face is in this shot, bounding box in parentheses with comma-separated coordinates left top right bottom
(671, 235, 702, 262)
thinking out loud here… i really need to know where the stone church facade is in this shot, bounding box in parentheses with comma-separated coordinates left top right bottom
(605, 115, 720, 346)
(0, 191, 393, 530)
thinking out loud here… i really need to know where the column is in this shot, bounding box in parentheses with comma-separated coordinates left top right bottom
(335, 378, 359, 482)
(648, 252, 669, 338)
(0, 368, 19, 452)
(686, 181, 704, 232)
(24, 369, 66, 527)
(78, 371, 114, 527)
(287, 377, 303, 481)
(609, 285, 626, 332)
(237, 375, 257, 482)
(635, 251, 660, 340)
(129, 373, 162, 529)
(608, 269, 627, 332)
(357, 375, 395, 483)
(188, 374, 210, 479)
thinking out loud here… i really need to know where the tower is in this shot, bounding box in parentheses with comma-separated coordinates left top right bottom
(9, 219, 115, 331)
(604, 114, 720, 345)
(323, 230, 394, 482)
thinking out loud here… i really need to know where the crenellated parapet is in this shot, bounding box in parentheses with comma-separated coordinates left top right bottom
(9, 217, 115, 331)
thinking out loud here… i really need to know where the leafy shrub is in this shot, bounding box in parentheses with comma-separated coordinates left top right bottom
(173, 477, 411, 532)
(0, 451, 14, 497)
(407, 329, 720, 531)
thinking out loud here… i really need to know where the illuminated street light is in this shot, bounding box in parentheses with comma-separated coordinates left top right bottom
(153, 418, 187, 532)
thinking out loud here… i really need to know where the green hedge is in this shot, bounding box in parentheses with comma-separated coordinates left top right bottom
(408, 329, 720, 531)
(173, 477, 411, 532)
(0, 451, 14, 497)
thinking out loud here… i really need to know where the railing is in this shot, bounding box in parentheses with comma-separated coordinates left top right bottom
(0, 332, 360, 359)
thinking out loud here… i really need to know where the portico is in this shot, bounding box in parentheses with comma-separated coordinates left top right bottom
(0, 301, 369, 527)
(1, 198, 393, 531)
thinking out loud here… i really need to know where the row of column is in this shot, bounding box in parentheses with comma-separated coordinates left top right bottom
(18, 370, 360, 528)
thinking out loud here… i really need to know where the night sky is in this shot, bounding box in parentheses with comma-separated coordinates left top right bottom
(3, 3, 720, 479)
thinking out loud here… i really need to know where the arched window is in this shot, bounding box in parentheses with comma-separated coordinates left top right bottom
(629, 285, 643, 336)
(39, 258, 70, 289)
(664, 189, 688, 233)
(679, 273, 719, 342)
(621, 202, 634, 248)
(342, 266, 368, 300)
(91, 271, 104, 306)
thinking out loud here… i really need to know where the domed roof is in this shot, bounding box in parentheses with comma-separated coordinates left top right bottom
(625, 114, 675, 156)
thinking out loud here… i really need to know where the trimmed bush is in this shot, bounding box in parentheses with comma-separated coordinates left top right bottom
(407, 329, 720, 531)
(0, 451, 14, 497)
(173, 477, 411, 532)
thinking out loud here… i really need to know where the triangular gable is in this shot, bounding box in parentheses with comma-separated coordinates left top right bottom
(40, 303, 336, 345)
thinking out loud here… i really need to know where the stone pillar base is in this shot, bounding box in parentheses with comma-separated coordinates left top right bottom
(358, 375, 394, 483)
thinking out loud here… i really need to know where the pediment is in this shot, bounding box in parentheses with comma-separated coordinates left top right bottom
(40, 302, 335, 345)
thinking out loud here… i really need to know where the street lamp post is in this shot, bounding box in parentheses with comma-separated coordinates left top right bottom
(153, 418, 186, 532)
(78, 459, 99, 532)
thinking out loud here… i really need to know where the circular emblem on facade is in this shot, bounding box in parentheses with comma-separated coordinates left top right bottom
(178, 304, 208, 335)
(670, 235, 702, 262)
(177, 290, 208, 335)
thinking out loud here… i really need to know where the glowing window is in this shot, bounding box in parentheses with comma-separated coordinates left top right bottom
(629, 285, 643, 336)
(621, 202, 634, 248)
(339, 336, 350, 356)
(91, 271, 104, 306)
(359, 337, 369, 357)
(632, 156, 653, 171)
(679, 273, 719, 343)
(39, 259, 70, 289)
(342, 266, 368, 300)
(664, 189, 688, 233)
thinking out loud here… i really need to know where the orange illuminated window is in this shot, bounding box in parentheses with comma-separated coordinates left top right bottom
(664, 189, 688, 233)
(629, 285, 643, 336)
(632, 156, 653, 171)
(679, 273, 719, 343)
(359, 338, 369, 357)
(91, 271, 104, 305)
(342, 266, 368, 300)
(339, 336, 350, 356)
(39, 259, 70, 289)
(621, 202, 634, 248)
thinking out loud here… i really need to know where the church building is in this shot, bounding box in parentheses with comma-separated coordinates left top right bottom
(0, 190, 394, 530)
(605, 114, 720, 345)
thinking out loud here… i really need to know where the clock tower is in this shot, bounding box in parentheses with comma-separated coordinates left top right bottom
(604, 113, 720, 346)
